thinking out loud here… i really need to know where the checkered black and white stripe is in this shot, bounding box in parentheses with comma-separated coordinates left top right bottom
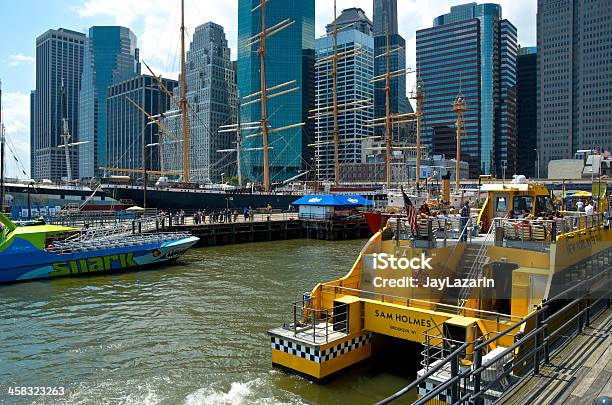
(417, 381, 450, 404)
(319, 333, 372, 362)
(271, 336, 322, 362)
(271, 333, 372, 363)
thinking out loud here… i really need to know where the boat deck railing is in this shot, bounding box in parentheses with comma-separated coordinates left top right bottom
(388, 215, 479, 247)
(319, 285, 521, 324)
(375, 267, 612, 405)
(493, 212, 608, 250)
(281, 297, 349, 344)
(47, 231, 192, 254)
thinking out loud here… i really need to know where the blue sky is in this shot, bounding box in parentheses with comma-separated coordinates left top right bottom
(0, 0, 536, 178)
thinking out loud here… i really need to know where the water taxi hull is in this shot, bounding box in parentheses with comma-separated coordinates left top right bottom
(0, 236, 199, 284)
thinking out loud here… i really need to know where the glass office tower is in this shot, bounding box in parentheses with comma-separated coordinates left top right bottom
(373, 0, 408, 144)
(106, 75, 177, 175)
(315, 21, 375, 181)
(237, 0, 315, 183)
(517, 46, 537, 178)
(417, 3, 517, 177)
(79, 26, 140, 179)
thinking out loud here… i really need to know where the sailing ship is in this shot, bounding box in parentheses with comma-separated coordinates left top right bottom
(101, 0, 309, 210)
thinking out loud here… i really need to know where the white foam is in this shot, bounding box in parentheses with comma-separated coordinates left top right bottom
(185, 378, 301, 405)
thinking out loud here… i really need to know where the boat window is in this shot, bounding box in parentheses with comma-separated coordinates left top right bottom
(513, 196, 533, 217)
(536, 196, 555, 216)
(60, 195, 65, 200)
(495, 197, 507, 212)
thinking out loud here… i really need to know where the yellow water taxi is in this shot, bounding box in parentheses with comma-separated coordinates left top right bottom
(268, 177, 611, 403)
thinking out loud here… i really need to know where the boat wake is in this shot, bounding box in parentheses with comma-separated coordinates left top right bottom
(185, 378, 303, 405)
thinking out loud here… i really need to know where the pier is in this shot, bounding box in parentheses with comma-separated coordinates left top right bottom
(161, 212, 371, 246)
(499, 308, 612, 404)
(46, 210, 372, 246)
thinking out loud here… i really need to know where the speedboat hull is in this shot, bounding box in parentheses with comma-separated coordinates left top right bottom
(0, 235, 199, 284)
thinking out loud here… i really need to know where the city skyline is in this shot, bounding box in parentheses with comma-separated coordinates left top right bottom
(0, 0, 537, 178)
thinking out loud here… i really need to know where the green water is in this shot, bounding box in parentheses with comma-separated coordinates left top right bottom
(0, 240, 416, 404)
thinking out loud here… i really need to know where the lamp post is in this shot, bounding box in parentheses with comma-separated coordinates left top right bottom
(221, 172, 225, 185)
(502, 160, 507, 182)
(534, 148, 540, 179)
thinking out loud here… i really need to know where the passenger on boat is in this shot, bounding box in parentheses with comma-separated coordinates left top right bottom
(419, 203, 431, 216)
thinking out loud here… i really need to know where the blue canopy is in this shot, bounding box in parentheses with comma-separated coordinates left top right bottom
(292, 194, 373, 206)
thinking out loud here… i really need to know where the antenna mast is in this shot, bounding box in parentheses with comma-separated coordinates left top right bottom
(180, 0, 190, 183)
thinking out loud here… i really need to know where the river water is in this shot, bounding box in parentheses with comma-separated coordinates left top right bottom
(0, 240, 416, 405)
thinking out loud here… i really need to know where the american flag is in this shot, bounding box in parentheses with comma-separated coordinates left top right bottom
(401, 186, 418, 231)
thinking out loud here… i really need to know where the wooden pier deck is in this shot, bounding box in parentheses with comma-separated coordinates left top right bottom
(499, 308, 612, 404)
(160, 213, 371, 246)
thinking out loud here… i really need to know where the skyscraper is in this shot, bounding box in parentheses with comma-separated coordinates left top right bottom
(315, 11, 375, 181)
(32, 28, 85, 182)
(416, 3, 517, 178)
(30, 90, 36, 177)
(237, 0, 315, 183)
(106, 75, 177, 175)
(372, 0, 407, 144)
(79, 26, 140, 179)
(325, 7, 373, 36)
(161, 22, 238, 183)
(373, 0, 398, 37)
(517, 46, 537, 177)
(537, 0, 612, 175)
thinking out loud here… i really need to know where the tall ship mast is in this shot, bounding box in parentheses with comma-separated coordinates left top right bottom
(241, 0, 304, 193)
(366, 29, 416, 191)
(179, 0, 190, 184)
(308, 1, 375, 187)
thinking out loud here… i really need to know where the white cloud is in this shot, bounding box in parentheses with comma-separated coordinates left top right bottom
(74, 0, 535, 91)
(76, 0, 237, 78)
(8, 54, 35, 66)
(3, 92, 31, 177)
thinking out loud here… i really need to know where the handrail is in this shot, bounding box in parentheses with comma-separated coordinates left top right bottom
(376, 266, 611, 404)
(324, 285, 521, 322)
(439, 216, 473, 273)
(457, 221, 495, 307)
(374, 342, 469, 405)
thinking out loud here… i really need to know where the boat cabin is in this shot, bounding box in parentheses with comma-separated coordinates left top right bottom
(478, 183, 553, 229)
